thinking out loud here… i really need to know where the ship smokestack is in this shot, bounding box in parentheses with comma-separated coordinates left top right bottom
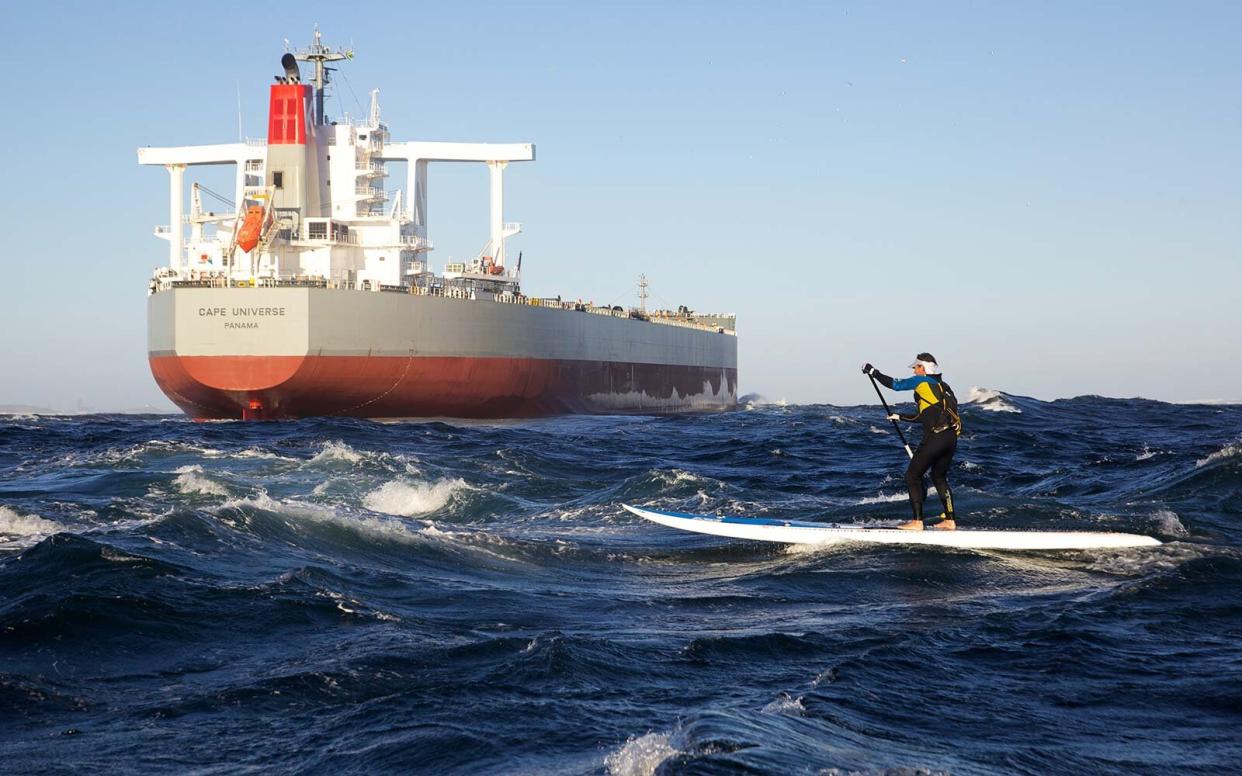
(265, 74, 326, 226)
(281, 53, 300, 83)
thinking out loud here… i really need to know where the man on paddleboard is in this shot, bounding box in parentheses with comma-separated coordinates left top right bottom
(862, 354, 962, 530)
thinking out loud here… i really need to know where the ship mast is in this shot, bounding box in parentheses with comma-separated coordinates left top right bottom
(286, 28, 353, 126)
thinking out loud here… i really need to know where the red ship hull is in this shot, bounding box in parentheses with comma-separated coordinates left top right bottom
(150, 354, 738, 419)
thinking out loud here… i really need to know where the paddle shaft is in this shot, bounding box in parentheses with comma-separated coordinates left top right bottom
(868, 373, 914, 459)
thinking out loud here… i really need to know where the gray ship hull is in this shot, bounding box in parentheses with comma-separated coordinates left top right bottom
(148, 287, 738, 419)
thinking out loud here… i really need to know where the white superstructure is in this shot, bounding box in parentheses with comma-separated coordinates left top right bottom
(138, 29, 533, 294)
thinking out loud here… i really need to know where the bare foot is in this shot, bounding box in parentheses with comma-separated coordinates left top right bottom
(931, 519, 957, 531)
(896, 519, 924, 531)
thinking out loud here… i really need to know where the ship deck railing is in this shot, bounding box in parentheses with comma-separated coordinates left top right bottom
(153, 274, 735, 333)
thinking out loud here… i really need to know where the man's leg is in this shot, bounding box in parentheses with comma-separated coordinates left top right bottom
(929, 435, 957, 529)
(900, 444, 935, 529)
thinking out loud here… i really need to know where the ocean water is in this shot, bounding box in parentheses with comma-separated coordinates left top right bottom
(2, 392, 1240, 774)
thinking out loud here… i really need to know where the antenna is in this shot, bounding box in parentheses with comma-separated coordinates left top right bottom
(235, 80, 243, 141)
(638, 274, 649, 313)
(286, 27, 353, 125)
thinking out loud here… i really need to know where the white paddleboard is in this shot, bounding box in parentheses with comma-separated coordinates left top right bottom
(622, 504, 1162, 551)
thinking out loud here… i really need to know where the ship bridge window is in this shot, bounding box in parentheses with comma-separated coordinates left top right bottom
(308, 221, 328, 240)
(272, 171, 284, 189)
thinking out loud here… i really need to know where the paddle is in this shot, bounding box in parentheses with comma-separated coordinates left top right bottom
(867, 373, 914, 460)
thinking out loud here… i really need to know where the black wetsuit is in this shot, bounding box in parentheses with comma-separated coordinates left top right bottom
(872, 370, 959, 522)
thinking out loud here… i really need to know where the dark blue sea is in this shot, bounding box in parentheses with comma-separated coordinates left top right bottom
(2, 391, 1240, 774)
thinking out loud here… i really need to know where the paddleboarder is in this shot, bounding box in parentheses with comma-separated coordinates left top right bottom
(862, 354, 962, 531)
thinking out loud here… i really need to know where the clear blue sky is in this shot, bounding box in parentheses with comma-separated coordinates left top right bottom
(2, 1, 1239, 410)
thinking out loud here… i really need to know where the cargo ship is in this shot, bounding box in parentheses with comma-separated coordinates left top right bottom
(140, 31, 737, 420)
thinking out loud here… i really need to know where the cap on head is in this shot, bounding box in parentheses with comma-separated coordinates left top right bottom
(909, 352, 941, 374)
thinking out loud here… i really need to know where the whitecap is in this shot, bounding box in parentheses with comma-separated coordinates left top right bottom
(604, 731, 679, 776)
(762, 692, 807, 716)
(1196, 440, 1241, 468)
(1, 413, 40, 422)
(311, 440, 366, 464)
(653, 469, 719, 489)
(742, 396, 789, 409)
(172, 465, 229, 497)
(220, 493, 429, 545)
(84, 440, 219, 466)
(362, 478, 469, 516)
(232, 447, 293, 461)
(966, 386, 1021, 413)
(0, 506, 64, 540)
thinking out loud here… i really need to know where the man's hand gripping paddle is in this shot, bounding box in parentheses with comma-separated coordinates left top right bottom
(864, 367, 914, 460)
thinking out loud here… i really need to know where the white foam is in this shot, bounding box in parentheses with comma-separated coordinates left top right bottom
(1196, 440, 1241, 468)
(762, 693, 807, 716)
(232, 447, 292, 461)
(311, 441, 366, 464)
(0, 506, 64, 539)
(604, 732, 680, 776)
(777, 515, 914, 557)
(855, 492, 906, 505)
(172, 465, 229, 497)
(1085, 543, 1205, 576)
(91, 440, 224, 465)
(362, 478, 469, 516)
(220, 493, 429, 545)
(653, 469, 719, 489)
(741, 394, 788, 411)
(966, 386, 1021, 413)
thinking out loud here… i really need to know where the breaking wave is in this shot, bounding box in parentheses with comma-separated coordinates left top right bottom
(605, 731, 680, 776)
(310, 440, 368, 464)
(0, 506, 64, 540)
(362, 478, 470, 516)
(1197, 439, 1241, 468)
(966, 386, 1021, 413)
(172, 465, 230, 496)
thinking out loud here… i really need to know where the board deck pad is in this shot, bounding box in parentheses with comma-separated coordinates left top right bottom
(622, 505, 1162, 551)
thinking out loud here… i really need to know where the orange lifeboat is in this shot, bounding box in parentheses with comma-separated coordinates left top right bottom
(236, 205, 265, 253)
